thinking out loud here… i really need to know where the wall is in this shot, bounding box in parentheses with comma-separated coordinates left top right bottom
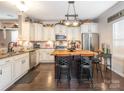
(98, 1, 124, 77)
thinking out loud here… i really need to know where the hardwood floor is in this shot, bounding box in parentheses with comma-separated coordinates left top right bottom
(7, 64, 124, 91)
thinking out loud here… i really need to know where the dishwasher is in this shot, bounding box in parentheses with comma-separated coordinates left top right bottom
(29, 50, 37, 69)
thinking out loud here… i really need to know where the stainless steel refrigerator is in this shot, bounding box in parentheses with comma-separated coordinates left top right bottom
(81, 33, 99, 51)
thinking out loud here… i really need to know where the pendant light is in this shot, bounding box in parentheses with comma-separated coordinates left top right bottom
(64, 1, 80, 26)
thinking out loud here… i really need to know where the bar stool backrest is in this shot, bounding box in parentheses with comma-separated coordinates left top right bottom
(56, 56, 72, 66)
(81, 57, 92, 65)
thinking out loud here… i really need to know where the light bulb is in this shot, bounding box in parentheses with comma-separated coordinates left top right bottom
(64, 21, 71, 26)
(72, 21, 79, 26)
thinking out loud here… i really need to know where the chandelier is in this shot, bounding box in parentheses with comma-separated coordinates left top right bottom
(63, 1, 80, 27)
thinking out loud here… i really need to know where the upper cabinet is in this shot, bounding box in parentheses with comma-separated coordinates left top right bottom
(81, 23, 98, 33)
(21, 22, 43, 41)
(34, 23, 43, 41)
(43, 26, 55, 41)
(67, 27, 81, 41)
(55, 24, 81, 41)
(21, 22, 30, 41)
(54, 24, 67, 35)
(72, 27, 81, 41)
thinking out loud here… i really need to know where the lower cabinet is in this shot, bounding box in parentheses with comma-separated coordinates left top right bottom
(13, 59, 22, 80)
(36, 50, 40, 65)
(0, 63, 12, 90)
(39, 49, 55, 63)
(0, 53, 30, 90)
(21, 55, 29, 74)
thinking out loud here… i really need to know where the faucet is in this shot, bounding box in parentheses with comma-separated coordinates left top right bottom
(8, 42, 14, 53)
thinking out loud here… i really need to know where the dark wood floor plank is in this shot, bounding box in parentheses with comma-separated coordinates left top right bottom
(7, 63, 124, 91)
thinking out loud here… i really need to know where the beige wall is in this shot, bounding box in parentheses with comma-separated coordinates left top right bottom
(98, 1, 124, 77)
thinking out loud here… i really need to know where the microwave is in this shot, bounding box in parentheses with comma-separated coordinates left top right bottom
(55, 35, 66, 40)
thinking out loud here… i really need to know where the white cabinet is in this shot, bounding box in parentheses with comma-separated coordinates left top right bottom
(43, 27, 55, 41)
(13, 53, 29, 80)
(0, 53, 29, 90)
(13, 58, 22, 80)
(54, 24, 67, 35)
(81, 23, 98, 33)
(0, 62, 12, 90)
(21, 55, 29, 74)
(36, 50, 40, 65)
(39, 49, 54, 63)
(30, 23, 35, 41)
(38, 24, 43, 41)
(22, 22, 43, 41)
(34, 23, 43, 41)
(21, 22, 30, 41)
(72, 27, 81, 41)
(67, 27, 81, 41)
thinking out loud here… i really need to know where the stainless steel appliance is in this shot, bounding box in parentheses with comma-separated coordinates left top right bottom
(55, 35, 67, 40)
(33, 43, 40, 48)
(29, 50, 37, 69)
(81, 33, 99, 51)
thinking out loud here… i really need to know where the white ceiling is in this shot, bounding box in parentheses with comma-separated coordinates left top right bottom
(0, 1, 118, 20)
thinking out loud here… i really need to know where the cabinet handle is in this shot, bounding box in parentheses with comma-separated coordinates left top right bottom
(22, 60, 25, 64)
(0, 70, 2, 75)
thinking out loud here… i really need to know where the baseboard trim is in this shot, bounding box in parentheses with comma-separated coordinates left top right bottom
(111, 68, 124, 77)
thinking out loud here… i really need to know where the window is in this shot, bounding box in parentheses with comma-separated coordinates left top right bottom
(113, 19, 124, 56)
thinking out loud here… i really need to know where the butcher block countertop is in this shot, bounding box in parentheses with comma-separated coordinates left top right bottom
(51, 50, 97, 56)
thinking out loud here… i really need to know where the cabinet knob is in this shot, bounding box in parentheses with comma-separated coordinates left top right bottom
(0, 70, 2, 75)
(22, 60, 25, 64)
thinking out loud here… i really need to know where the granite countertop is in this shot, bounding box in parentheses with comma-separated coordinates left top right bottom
(0, 48, 55, 59)
(0, 49, 37, 59)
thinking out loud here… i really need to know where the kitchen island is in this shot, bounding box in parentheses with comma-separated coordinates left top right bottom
(51, 50, 97, 79)
(51, 50, 96, 56)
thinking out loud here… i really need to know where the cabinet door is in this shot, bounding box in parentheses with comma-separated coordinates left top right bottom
(37, 24, 43, 41)
(90, 23, 98, 33)
(46, 49, 54, 62)
(54, 24, 67, 35)
(21, 56, 29, 74)
(22, 22, 30, 41)
(35, 23, 38, 41)
(81, 23, 98, 33)
(61, 25, 67, 35)
(43, 27, 48, 41)
(30, 23, 35, 41)
(36, 50, 40, 65)
(39, 49, 54, 62)
(39, 50, 46, 61)
(0, 63, 12, 90)
(47, 27, 55, 41)
(72, 27, 81, 41)
(54, 24, 61, 34)
(13, 59, 22, 79)
(40, 24, 43, 41)
(81, 24, 89, 33)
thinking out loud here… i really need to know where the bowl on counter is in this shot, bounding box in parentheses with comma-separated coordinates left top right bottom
(67, 48, 75, 52)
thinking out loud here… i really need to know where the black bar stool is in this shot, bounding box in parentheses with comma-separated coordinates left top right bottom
(79, 56, 93, 85)
(91, 52, 103, 78)
(56, 55, 72, 86)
